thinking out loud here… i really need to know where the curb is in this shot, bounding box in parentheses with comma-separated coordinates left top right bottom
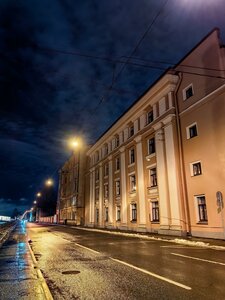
(27, 239, 54, 300)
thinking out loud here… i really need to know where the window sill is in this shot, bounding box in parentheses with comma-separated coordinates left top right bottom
(151, 221, 160, 224)
(147, 186, 158, 190)
(130, 220, 137, 223)
(114, 170, 120, 174)
(196, 222, 208, 225)
(128, 162, 135, 167)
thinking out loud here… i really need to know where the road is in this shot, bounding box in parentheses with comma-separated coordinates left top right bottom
(27, 223, 225, 300)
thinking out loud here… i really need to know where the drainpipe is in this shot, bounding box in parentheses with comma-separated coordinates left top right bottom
(174, 72, 191, 235)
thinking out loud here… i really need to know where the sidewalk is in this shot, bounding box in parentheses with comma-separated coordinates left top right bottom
(73, 225, 225, 250)
(0, 221, 51, 300)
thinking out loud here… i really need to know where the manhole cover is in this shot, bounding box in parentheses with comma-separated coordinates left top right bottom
(62, 270, 80, 275)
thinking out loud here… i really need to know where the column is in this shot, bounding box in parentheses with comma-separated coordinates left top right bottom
(120, 147, 127, 225)
(108, 155, 113, 226)
(163, 115, 182, 231)
(135, 136, 146, 228)
(99, 163, 103, 226)
(153, 123, 170, 232)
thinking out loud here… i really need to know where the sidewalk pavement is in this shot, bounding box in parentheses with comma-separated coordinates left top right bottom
(73, 225, 225, 250)
(0, 220, 51, 300)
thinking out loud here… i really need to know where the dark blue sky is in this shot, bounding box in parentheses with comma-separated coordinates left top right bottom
(1, 0, 225, 216)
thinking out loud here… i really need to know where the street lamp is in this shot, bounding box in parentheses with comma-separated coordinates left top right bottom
(45, 178, 53, 186)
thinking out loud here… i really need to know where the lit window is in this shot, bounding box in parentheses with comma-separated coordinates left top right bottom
(116, 206, 121, 221)
(147, 110, 154, 124)
(131, 203, 137, 221)
(129, 148, 135, 164)
(192, 162, 202, 176)
(150, 168, 157, 187)
(130, 175, 136, 192)
(183, 84, 194, 100)
(196, 195, 208, 222)
(115, 180, 120, 196)
(148, 138, 155, 155)
(151, 201, 159, 222)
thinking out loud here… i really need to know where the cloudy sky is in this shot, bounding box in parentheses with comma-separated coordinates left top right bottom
(1, 0, 225, 216)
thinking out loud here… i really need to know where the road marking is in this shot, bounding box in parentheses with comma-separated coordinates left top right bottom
(110, 257, 191, 290)
(161, 246, 203, 249)
(171, 253, 225, 266)
(75, 243, 100, 254)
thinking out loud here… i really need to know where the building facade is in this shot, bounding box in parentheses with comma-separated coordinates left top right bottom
(57, 146, 87, 225)
(84, 28, 225, 239)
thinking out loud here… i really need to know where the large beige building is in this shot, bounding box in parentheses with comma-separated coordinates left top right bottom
(84, 28, 225, 239)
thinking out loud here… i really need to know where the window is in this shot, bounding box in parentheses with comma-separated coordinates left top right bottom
(129, 148, 135, 164)
(130, 174, 136, 192)
(104, 144, 108, 156)
(129, 125, 134, 138)
(105, 207, 108, 222)
(115, 135, 120, 148)
(151, 201, 159, 222)
(95, 169, 99, 181)
(183, 84, 194, 100)
(95, 151, 99, 162)
(116, 206, 121, 221)
(150, 168, 157, 187)
(147, 110, 154, 124)
(115, 180, 120, 196)
(186, 123, 198, 139)
(196, 195, 208, 222)
(104, 163, 109, 176)
(131, 203, 137, 221)
(192, 162, 202, 176)
(115, 157, 120, 171)
(104, 184, 108, 198)
(95, 188, 99, 200)
(96, 209, 99, 223)
(148, 138, 155, 155)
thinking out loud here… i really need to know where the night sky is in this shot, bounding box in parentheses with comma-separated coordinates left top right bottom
(1, 0, 225, 217)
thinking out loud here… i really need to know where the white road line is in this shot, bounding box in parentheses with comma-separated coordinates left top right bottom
(161, 246, 203, 249)
(110, 257, 192, 290)
(171, 253, 225, 266)
(74, 243, 100, 254)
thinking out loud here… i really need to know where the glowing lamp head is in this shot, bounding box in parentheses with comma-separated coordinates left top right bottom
(37, 192, 41, 197)
(46, 179, 53, 186)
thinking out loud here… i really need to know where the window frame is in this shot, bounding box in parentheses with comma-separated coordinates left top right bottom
(115, 180, 120, 196)
(147, 110, 154, 124)
(149, 168, 157, 187)
(151, 201, 160, 222)
(131, 203, 137, 222)
(129, 148, 135, 164)
(183, 83, 194, 101)
(186, 122, 198, 139)
(129, 174, 136, 192)
(148, 137, 155, 155)
(190, 161, 202, 176)
(195, 195, 208, 223)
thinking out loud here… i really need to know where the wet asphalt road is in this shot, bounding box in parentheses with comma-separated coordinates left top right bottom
(27, 223, 225, 300)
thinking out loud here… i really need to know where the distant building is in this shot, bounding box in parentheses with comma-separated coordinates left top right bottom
(57, 145, 87, 226)
(83, 28, 225, 239)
